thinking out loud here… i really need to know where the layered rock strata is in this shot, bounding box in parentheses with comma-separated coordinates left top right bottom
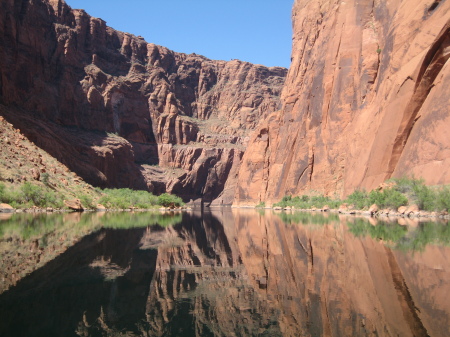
(0, 0, 286, 202)
(235, 0, 450, 205)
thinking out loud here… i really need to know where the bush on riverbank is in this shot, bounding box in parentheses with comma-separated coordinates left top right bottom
(273, 194, 341, 209)
(157, 193, 184, 208)
(273, 177, 450, 212)
(0, 182, 184, 210)
(0, 182, 64, 208)
(99, 188, 159, 209)
(345, 187, 408, 210)
(88, 189, 184, 209)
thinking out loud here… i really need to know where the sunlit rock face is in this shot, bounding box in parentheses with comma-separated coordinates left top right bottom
(235, 0, 450, 205)
(3, 211, 447, 336)
(0, 0, 286, 202)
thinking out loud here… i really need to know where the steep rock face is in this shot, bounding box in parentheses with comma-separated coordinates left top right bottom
(0, 0, 286, 201)
(235, 0, 450, 205)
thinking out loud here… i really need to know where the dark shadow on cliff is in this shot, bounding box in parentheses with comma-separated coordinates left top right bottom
(0, 105, 152, 190)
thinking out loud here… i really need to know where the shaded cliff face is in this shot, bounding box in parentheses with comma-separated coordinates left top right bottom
(235, 0, 450, 205)
(0, 0, 286, 202)
(1, 211, 449, 336)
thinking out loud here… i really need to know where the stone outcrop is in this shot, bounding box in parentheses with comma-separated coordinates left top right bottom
(235, 0, 450, 205)
(63, 198, 83, 211)
(0, 204, 14, 213)
(0, 0, 286, 202)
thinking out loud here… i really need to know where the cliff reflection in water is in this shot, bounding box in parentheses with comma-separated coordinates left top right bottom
(0, 210, 449, 337)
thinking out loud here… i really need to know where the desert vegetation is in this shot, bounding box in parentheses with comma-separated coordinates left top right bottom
(273, 177, 450, 213)
(0, 182, 184, 210)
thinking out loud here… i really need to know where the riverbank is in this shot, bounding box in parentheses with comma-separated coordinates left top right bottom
(267, 206, 450, 220)
(0, 204, 192, 215)
(244, 177, 450, 220)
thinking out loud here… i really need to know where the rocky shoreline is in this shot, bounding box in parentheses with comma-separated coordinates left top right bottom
(235, 204, 450, 220)
(2, 202, 449, 221)
(0, 203, 192, 215)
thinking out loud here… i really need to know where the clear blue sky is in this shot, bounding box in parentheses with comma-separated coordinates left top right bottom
(64, 0, 294, 68)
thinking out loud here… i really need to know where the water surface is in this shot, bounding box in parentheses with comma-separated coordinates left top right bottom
(0, 210, 449, 337)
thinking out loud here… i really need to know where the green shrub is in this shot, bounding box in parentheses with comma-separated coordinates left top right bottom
(99, 188, 161, 209)
(21, 182, 45, 206)
(15, 182, 62, 207)
(256, 201, 266, 208)
(436, 186, 450, 212)
(41, 172, 50, 185)
(345, 190, 369, 209)
(273, 193, 341, 209)
(157, 193, 183, 207)
(79, 194, 95, 209)
(0, 183, 5, 202)
(391, 176, 450, 211)
(413, 184, 436, 211)
(368, 188, 407, 209)
(271, 177, 450, 212)
(282, 195, 292, 203)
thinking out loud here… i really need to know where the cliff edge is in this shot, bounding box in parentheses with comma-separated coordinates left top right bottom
(235, 0, 450, 205)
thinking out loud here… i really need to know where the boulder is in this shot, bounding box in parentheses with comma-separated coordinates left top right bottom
(338, 204, 349, 213)
(397, 206, 407, 214)
(64, 199, 84, 211)
(30, 168, 40, 181)
(0, 203, 14, 213)
(368, 204, 378, 215)
(406, 205, 419, 214)
(96, 204, 107, 211)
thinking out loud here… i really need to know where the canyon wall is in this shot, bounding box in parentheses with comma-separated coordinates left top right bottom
(0, 0, 286, 203)
(235, 0, 450, 205)
(2, 0, 449, 205)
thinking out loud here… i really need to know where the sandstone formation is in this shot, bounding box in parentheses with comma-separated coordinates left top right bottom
(235, 0, 450, 205)
(63, 198, 83, 211)
(0, 0, 286, 203)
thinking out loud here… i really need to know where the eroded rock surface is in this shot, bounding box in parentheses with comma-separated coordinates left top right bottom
(235, 0, 450, 205)
(0, 0, 286, 202)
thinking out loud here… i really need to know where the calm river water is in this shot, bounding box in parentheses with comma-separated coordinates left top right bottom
(0, 209, 449, 337)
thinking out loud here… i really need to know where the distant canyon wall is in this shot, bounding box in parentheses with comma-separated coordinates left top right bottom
(0, 0, 286, 202)
(235, 0, 450, 205)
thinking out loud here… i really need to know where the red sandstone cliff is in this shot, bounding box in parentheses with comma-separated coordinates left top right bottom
(3, 0, 449, 206)
(235, 0, 450, 205)
(0, 0, 286, 203)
